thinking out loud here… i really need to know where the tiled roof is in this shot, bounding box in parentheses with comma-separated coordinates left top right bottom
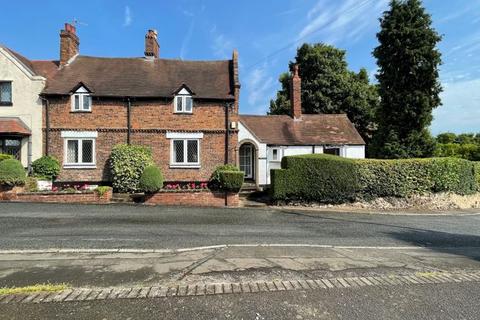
(31, 60, 59, 79)
(42, 56, 235, 99)
(240, 114, 365, 145)
(0, 117, 31, 136)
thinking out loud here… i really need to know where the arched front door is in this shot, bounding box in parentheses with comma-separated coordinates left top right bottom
(239, 143, 255, 180)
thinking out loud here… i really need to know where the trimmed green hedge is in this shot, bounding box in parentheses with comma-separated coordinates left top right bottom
(271, 154, 478, 203)
(209, 164, 244, 191)
(110, 144, 154, 193)
(217, 171, 244, 192)
(0, 159, 26, 187)
(139, 165, 164, 193)
(32, 156, 60, 180)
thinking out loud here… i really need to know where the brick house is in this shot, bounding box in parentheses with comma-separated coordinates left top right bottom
(41, 24, 240, 185)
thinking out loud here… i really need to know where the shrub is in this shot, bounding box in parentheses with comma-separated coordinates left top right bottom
(209, 164, 243, 190)
(0, 159, 26, 186)
(139, 165, 164, 193)
(217, 171, 244, 192)
(109, 144, 153, 193)
(0, 154, 13, 162)
(25, 177, 38, 192)
(32, 156, 60, 180)
(94, 186, 112, 197)
(271, 154, 478, 204)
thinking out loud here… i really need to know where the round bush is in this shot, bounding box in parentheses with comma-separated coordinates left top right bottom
(32, 156, 60, 180)
(139, 165, 164, 193)
(110, 144, 154, 193)
(0, 159, 26, 186)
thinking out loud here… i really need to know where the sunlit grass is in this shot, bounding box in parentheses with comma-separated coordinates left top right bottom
(0, 283, 69, 295)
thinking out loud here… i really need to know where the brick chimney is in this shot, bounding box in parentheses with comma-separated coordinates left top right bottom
(144, 29, 159, 59)
(290, 64, 302, 120)
(60, 23, 79, 67)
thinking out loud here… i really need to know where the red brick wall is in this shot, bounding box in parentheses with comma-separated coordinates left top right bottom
(1, 189, 112, 204)
(46, 97, 238, 183)
(144, 190, 239, 207)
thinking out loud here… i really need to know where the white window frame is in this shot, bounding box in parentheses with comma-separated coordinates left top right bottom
(173, 88, 193, 114)
(167, 131, 203, 168)
(71, 86, 92, 112)
(270, 147, 282, 162)
(170, 139, 200, 168)
(61, 131, 97, 168)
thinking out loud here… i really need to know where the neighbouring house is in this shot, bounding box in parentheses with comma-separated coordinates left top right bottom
(0, 46, 57, 169)
(238, 65, 365, 188)
(40, 24, 240, 185)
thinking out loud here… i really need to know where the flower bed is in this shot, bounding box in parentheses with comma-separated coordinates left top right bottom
(143, 189, 239, 207)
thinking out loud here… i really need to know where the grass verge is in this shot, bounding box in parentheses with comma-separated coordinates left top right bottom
(0, 283, 69, 295)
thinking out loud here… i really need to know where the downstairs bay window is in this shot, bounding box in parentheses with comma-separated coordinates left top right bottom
(166, 132, 203, 168)
(61, 131, 97, 168)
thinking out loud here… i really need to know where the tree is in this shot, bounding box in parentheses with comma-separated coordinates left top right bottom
(370, 0, 442, 159)
(269, 43, 379, 144)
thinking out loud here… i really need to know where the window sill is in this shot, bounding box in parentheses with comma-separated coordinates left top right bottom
(70, 110, 92, 113)
(170, 164, 201, 169)
(63, 164, 97, 169)
(173, 112, 193, 115)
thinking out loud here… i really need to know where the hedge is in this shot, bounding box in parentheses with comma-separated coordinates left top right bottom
(109, 144, 153, 193)
(139, 165, 164, 193)
(0, 154, 13, 162)
(271, 154, 478, 203)
(32, 156, 60, 180)
(209, 164, 244, 191)
(217, 171, 244, 192)
(0, 159, 26, 187)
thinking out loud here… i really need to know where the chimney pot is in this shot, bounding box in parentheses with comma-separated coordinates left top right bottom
(290, 64, 302, 119)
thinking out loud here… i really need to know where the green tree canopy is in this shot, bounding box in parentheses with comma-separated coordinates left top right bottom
(370, 0, 442, 159)
(269, 43, 379, 144)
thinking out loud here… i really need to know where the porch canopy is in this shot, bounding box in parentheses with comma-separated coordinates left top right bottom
(0, 117, 31, 136)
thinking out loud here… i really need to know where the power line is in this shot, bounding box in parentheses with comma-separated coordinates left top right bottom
(244, 0, 376, 71)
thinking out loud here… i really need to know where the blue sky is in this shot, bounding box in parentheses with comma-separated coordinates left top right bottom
(1, 0, 479, 135)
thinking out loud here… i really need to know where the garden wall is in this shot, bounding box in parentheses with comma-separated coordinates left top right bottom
(0, 188, 113, 204)
(143, 190, 239, 207)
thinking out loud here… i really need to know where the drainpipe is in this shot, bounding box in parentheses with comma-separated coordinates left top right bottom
(225, 102, 231, 165)
(127, 98, 132, 145)
(40, 97, 50, 156)
(27, 136, 32, 173)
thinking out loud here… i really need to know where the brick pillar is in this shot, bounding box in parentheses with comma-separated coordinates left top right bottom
(60, 23, 79, 67)
(290, 64, 302, 120)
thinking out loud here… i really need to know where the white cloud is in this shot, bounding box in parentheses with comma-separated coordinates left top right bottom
(431, 78, 480, 134)
(210, 26, 234, 59)
(123, 6, 132, 27)
(180, 20, 195, 59)
(244, 64, 276, 114)
(299, 0, 389, 45)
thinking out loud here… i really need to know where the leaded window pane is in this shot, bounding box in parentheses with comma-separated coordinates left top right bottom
(176, 96, 183, 112)
(173, 140, 184, 163)
(0, 82, 12, 103)
(83, 95, 91, 110)
(82, 140, 93, 163)
(187, 140, 198, 163)
(185, 97, 193, 112)
(67, 140, 79, 163)
(74, 95, 80, 110)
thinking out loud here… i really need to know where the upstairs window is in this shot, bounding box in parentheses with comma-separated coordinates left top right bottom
(0, 82, 12, 106)
(71, 86, 92, 112)
(270, 148, 281, 162)
(174, 88, 193, 113)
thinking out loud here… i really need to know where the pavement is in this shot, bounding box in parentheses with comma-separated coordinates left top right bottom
(1, 203, 480, 319)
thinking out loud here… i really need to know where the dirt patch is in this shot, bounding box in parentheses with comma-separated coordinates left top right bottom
(277, 192, 480, 213)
